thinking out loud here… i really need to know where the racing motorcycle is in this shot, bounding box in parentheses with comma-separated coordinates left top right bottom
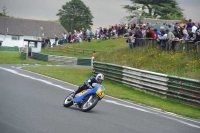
(63, 83, 105, 112)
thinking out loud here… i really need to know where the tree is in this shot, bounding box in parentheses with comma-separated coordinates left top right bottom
(57, 0, 94, 32)
(123, 0, 185, 21)
(0, 5, 9, 17)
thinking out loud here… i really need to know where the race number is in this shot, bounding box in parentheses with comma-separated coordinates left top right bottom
(96, 89, 105, 99)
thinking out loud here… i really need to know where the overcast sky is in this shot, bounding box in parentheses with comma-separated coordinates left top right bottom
(0, 0, 199, 31)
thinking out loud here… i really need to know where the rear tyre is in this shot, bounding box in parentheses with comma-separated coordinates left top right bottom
(81, 94, 99, 112)
(63, 92, 74, 107)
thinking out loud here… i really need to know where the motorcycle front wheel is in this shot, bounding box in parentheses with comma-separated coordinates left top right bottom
(81, 94, 99, 112)
(63, 92, 74, 107)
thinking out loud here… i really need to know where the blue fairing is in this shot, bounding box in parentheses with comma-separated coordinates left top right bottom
(73, 87, 99, 103)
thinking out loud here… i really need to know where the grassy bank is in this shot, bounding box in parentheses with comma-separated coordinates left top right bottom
(41, 38, 127, 57)
(95, 46, 200, 80)
(41, 38, 200, 80)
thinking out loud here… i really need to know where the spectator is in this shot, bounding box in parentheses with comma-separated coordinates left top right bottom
(115, 24, 119, 36)
(54, 35, 58, 46)
(166, 29, 175, 50)
(139, 24, 146, 38)
(118, 24, 123, 36)
(192, 23, 197, 33)
(188, 28, 194, 40)
(181, 29, 189, 40)
(150, 27, 156, 39)
(45, 37, 51, 47)
(82, 28, 86, 41)
(147, 27, 156, 39)
(154, 29, 162, 38)
(128, 29, 133, 49)
(145, 27, 152, 38)
(64, 33, 67, 43)
(174, 23, 179, 31)
(100, 33, 106, 40)
(90, 29, 94, 40)
(95, 28, 100, 39)
(158, 30, 168, 48)
(124, 24, 128, 33)
(173, 30, 182, 40)
(186, 19, 192, 31)
(85, 29, 91, 42)
(191, 22, 200, 45)
(61, 34, 64, 44)
(91, 51, 96, 67)
(160, 26, 166, 35)
(134, 26, 143, 47)
(58, 39, 62, 45)
(68, 32, 72, 43)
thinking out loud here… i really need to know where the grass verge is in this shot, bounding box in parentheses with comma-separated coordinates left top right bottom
(0, 51, 57, 65)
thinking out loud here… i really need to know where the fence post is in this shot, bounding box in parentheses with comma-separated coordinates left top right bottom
(197, 41, 200, 57)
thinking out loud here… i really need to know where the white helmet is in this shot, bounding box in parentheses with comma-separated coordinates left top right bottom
(96, 73, 104, 84)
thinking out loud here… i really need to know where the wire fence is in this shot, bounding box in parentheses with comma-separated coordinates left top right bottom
(127, 38, 200, 55)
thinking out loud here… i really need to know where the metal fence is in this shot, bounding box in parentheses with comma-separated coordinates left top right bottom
(167, 76, 200, 107)
(93, 61, 200, 107)
(48, 55, 78, 65)
(128, 38, 200, 55)
(20, 52, 26, 60)
(29, 52, 91, 66)
(47, 46, 100, 57)
(0, 46, 19, 51)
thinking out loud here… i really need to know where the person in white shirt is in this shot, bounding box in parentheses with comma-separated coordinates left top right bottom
(192, 23, 197, 33)
(64, 33, 67, 43)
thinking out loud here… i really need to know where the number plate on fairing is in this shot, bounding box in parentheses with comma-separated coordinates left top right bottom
(96, 89, 104, 99)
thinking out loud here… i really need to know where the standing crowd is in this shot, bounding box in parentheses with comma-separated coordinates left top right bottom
(43, 19, 200, 50)
(125, 19, 200, 50)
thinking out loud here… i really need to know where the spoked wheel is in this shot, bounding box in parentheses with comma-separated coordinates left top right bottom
(63, 92, 74, 107)
(81, 94, 99, 112)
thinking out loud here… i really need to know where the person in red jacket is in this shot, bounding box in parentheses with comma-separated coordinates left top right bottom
(115, 24, 119, 36)
(151, 27, 156, 39)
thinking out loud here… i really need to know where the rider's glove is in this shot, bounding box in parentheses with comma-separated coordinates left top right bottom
(87, 84, 93, 89)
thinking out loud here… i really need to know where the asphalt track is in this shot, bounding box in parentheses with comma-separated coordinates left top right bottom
(0, 64, 200, 133)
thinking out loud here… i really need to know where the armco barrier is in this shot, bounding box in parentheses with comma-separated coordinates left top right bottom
(31, 52, 91, 66)
(32, 53, 48, 61)
(0, 46, 19, 51)
(77, 58, 92, 66)
(20, 52, 26, 60)
(167, 76, 200, 107)
(48, 55, 78, 65)
(93, 61, 200, 107)
(48, 46, 101, 57)
(93, 62, 168, 97)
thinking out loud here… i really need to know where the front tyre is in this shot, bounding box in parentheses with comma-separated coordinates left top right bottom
(63, 92, 74, 107)
(81, 94, 99, 112)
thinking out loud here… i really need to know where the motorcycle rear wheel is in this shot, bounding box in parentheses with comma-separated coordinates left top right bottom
(63, 92, 74, 107)
(81, 94, 99, 112)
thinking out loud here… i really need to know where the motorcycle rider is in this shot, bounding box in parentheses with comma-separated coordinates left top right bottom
(73, 73, 104, 97)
